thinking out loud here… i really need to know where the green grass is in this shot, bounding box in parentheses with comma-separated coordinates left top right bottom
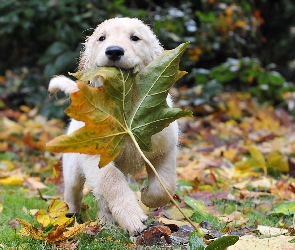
(0, 185, 133, 249)
(176, 181, 294, 234)
(1, 181, 293, 249)
(212, 197, 293, 230)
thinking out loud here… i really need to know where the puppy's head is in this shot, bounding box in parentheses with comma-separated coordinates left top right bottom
(79, 18, 164, 71)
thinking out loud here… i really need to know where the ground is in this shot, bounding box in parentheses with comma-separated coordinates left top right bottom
(1, 92, 295, 249)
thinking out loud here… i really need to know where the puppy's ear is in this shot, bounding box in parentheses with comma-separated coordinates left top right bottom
(144, 24, 164, 60)
(78, 24, 102, 70)
(78, 42, 88, 70)
(150, 37, 164, 61)
(153, 42, 164, 58)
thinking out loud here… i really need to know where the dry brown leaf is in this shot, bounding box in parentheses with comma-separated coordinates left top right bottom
(81, 221, 101, 236)
(55, 238, 80, 250)
(239, 190, 272, 200)
(23, 177, 48, 190)
(257, 225, 288, 237)
(270, 179, 295, 199)
(158, 217, 191, 227)
(8, 218, 20, 230)
(250, 176, 276, 189)
(177, 159, 207, 181)
(219, 211, 249, 226)
(47, 223, 69, 242)
(136, 225, 171, 246)
(231, 179, 251, 189)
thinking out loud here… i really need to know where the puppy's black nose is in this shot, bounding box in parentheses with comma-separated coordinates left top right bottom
(105, 46, 124, 61)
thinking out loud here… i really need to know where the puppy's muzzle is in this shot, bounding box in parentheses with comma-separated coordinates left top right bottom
(105, 46, 124, 61)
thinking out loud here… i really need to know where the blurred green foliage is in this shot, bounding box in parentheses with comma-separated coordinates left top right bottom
(0, 0, 295, 118)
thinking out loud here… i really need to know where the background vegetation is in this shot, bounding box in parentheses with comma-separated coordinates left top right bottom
(1, 0, 295, 118)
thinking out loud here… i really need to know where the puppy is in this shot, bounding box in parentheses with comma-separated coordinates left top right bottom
(48, 17, 178, 235)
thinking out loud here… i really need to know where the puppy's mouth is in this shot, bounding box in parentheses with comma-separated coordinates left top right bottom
(104, 62, 140, 74)
(89, 64, 140, 88)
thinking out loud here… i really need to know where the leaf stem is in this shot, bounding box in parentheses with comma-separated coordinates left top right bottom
(128, 132, 202, 235)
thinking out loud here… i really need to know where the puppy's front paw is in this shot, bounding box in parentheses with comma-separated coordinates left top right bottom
(125, 214, 148, 236)
(49, 75, 79, 94)
(113, 206, 148, 236)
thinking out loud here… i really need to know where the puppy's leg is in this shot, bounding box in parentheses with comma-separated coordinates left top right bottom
(80, 155, 147, 235)
(141, 121, 178, 208)
(141, 146, 177, 208)
(63, 153, 85, 214)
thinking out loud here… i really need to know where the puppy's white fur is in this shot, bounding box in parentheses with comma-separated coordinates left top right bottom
(48, 17, 178, 235)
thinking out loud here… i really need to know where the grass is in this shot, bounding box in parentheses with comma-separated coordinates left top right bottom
(0, 185, 133, 249)
(1, 180, 294, 249)
(195, 197, 294, 233)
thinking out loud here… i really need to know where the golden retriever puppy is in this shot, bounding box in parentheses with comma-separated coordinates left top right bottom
(48, 17, 178, 235)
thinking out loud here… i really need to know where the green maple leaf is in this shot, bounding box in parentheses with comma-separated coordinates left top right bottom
(46, 42, 192, 166)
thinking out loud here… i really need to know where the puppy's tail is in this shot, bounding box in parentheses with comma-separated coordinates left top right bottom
(48, 76, 79, 94)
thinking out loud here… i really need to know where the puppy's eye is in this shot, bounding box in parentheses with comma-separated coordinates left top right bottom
(98, 36, 105, 41)
(131, 36, 140, 41)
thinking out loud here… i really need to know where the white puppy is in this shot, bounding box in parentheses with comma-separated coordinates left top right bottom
(48, 17, 178, 235)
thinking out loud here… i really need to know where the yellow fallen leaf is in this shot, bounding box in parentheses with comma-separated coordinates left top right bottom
(235, 20, 248, 29)
(247, 145, 266, 169)
(62, 222, 86, 240)
(223, 147, 239, 162)
(0, 176, 24, 185)
(20, 105, 31, 113)
(266, 151, 289, 172)
(0, 203, 3, 213)
(135, 191, 149, 213)
(16, 218, 45, 240)
(17, 200, 86, 243)
(227, 99, 242, 119)
(1, 117, 23, 133)
(35, 209, 51, 228)
(48, 200, 69, 215)
(254, 110, 280, 132)
(233, 168, 261, 178)
(0, 160, 15, 170)
(47, 200, 73, 226)
(163, 207, 195, 221)
(158, 217, 192, 227)
(48, 221, 89, 242)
